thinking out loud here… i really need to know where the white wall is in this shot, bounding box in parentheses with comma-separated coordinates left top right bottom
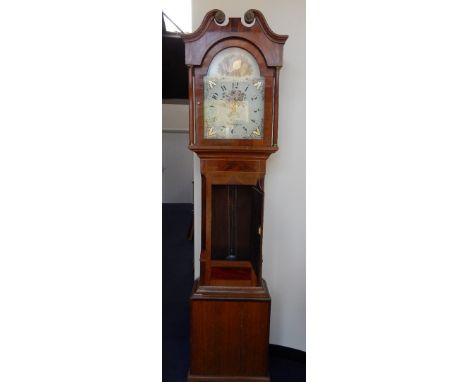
(192, 0, 306, 351)
(162, 104, 193, 203)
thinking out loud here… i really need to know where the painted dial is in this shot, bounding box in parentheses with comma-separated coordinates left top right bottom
(204, 77, 264, 139)
(203, 47, 264, 140)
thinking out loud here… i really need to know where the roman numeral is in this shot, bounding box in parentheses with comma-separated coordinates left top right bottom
(254, 81, 262, 90)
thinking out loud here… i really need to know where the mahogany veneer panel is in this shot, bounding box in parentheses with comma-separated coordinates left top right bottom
(189, 299, 270, 378)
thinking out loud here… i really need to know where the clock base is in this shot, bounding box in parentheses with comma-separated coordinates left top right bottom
(188, 279, 271, 382)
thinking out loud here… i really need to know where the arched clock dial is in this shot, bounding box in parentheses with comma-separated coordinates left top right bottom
(204, 77, 265, 139)
(203, 47, 265, 140)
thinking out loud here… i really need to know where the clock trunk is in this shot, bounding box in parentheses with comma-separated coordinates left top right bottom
(199, 157, 267, 288)
(210, 184, 264, 286)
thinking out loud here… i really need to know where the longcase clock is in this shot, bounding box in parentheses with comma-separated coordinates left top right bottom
(182, 9, 287, 382)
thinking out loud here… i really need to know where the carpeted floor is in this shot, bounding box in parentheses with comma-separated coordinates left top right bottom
(162, 203, 305, 382)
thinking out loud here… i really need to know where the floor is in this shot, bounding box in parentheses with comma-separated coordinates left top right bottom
(162, 203, 305, 381)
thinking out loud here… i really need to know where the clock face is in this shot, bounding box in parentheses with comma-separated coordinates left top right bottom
(204, 77, 264, 139)
(203, 47, 264, 140)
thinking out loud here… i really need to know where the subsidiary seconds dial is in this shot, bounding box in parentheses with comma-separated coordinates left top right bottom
(204, 77, 265, 139)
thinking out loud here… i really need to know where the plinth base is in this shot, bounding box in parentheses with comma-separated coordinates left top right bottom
(188, 279, 271, 381)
